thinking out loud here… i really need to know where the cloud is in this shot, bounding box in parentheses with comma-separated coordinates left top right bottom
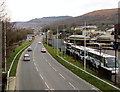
(6, 0, 119, 21)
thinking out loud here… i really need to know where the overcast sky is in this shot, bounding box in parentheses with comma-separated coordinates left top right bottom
(6, 0, 119, 22)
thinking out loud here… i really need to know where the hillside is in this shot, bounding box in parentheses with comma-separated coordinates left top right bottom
(15, 8, 118, 29)
(51, 8, 118, 26)
(28, 16, 72, 23)
(15, 16, 72, 29)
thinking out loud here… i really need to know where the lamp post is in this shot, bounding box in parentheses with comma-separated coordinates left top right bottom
(57, 26, 58, 55)
(84, 22, 86, 70)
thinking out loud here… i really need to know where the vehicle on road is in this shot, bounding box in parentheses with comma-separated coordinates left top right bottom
(23, 53, 30, 61)
(38, 42, 41, 44)
(41, 48, 46, 53)
(27, 46, 32, 51)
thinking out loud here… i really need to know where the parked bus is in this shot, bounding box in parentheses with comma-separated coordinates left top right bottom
(87, 49, 119, 73)
(86, 43, 114, 50)
(66, 43, 119, 74)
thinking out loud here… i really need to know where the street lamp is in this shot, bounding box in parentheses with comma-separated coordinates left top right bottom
(84, 22, 87, 70)
(57, 26, 59, 55)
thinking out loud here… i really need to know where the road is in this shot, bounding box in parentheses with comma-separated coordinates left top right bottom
(16, 36, 99, 91)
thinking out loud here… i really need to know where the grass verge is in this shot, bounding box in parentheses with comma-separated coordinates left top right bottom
(8, 41, 32, 76)
(43, 42, 119, 92)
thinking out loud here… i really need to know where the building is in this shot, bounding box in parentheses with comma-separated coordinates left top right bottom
(67, 35, 90, 46)
(74, 25, 97, 31)
(97, 35, 114, 44)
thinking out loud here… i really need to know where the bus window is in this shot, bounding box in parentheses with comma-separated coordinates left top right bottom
(105, 57, 118, 68)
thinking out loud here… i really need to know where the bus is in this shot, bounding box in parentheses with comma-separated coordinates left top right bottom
(86, 43, 114, 50)
(86, 43, 100, 49)
(66, 43, 119, 74)
(101, 43, 114, 50)
(87, 49, 119, 74)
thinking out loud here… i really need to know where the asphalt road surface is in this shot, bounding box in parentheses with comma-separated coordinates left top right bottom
(16, 36, 100, 91)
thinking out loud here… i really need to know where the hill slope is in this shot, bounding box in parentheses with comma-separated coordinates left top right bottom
(15, 8, 118, 29)
(15, 16, 72, 29)
(51, 8, 118, 26)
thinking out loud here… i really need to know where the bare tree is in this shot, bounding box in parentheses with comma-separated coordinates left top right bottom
(0, 0, 7, 21)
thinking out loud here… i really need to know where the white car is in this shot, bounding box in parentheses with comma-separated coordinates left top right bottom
(38, 42, 41, 44)
(23, 53, 30, 61)
(27, 46, 32, 51)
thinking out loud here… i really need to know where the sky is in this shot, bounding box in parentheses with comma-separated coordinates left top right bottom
(6, 0, 120, 22)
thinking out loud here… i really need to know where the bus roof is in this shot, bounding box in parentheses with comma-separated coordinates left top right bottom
(70, 44, 115, 58)
(88, 50, 115, 58)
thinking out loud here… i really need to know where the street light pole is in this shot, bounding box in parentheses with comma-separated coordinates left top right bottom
(57, 26, 58, 55)
(84, 22, 86, 70)
(4, 21, 7, 73)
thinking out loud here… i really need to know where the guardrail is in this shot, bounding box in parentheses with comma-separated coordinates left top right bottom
(57, 55, 120, 91)
(7, 44, 30, 90)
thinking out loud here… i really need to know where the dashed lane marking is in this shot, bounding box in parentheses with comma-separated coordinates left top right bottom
(39, 74, 44, 80)
(59, 73, 66, 80)
(48, 62, 52, 66)
(45, 82, 50, 89)
(34, 62, 37, 67)
(52, 67, 57, 72)
(36, 67, 39, 72)
(69, 82, 76, 90)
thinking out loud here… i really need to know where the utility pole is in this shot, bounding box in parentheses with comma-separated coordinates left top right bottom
(74, 30, 76, 61)
(114, 24, 119, 85)
(84, 22, 86, 70)
(4, 21, 7, 73)
(2, 21, 6, 73)
(57, 26, 58, 55)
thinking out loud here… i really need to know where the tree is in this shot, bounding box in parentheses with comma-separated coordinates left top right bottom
(0, 0, 7, 21)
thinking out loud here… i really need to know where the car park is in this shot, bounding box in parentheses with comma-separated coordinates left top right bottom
(23, 53, 30, 61)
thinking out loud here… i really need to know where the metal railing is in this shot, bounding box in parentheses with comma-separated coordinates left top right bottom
(7, 44, 30, 90)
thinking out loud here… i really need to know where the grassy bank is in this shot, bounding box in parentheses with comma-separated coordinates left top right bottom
(7, 41, 32, 76)
(43, 42, 119, 91)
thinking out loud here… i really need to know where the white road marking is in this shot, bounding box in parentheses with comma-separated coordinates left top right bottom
(52, 67, 57, 71)
(34, 62, 37, 67)
(33, 43, 38, 61)
(45, 82, 50, 89)
(59, 73, 66, 80)
(48, 62, 51, 66)
(36, 67, 39, 72)
(39, 74, 44, 80)
(69, 82, 76, 90)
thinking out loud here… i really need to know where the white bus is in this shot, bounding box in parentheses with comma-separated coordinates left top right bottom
(67, 44, 119, 74)
(87, 49, 119, 74)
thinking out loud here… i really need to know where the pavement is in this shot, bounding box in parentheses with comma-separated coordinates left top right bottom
(7, 77, 16, 90)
